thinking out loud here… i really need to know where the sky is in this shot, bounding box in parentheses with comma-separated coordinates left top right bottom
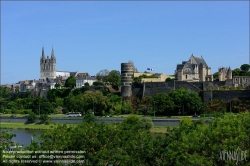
(1, 1, 249, 85)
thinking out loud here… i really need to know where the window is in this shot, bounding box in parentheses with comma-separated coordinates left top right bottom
(186, 74, 187, 79)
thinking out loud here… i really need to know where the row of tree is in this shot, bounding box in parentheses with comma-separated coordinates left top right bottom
(1, 85, 249, 116)
(1, 112, 250, 165)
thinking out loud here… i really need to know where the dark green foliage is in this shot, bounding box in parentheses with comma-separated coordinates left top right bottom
(31, 97, 54, 115)
(93, 81, 104, 86)
(65, 76, 76, 88)
(84, 82, 90, 86)
(240, 64, 250, 72)
(168, 88, 202, 115)
(165, 77, 175, 82)
(54, 82, 61, 89)
(39, 114, 49, 124)
(232, 65, 250, 76)
(0, 86, 11, 99)
(151, 93, 175, 115)
(27, 112, 36, 123)
(213, 72, 218, 80)
(121, 101, 133, 114)
(72, 88, 82, 96)
(84, 109, 96, 123)
(22, 112, 250, 165)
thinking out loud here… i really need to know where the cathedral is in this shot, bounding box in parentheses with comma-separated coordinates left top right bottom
(40, 47, 56, 80)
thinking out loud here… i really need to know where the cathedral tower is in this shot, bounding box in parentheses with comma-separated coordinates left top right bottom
(40, 47, 56, 80)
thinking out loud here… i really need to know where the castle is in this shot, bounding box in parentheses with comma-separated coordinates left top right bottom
(175, 54, 213, 82)
(218, 67, 232, 81)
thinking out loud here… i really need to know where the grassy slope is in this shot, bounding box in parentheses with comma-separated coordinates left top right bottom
(0, 122, 170, 133)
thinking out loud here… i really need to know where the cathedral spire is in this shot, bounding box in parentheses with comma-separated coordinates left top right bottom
(41, 47, 45, 61)
(51, 46, 54, 58)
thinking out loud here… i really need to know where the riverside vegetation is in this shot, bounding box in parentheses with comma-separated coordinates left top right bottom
(1, 113, 250, 165)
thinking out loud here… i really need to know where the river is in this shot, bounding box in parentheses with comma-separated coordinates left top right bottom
(1, 129, 43, 147)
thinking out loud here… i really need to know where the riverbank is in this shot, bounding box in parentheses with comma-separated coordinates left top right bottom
(0, 122, 169, 134)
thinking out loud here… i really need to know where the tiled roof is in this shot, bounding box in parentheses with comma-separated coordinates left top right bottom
(192, 55, 208, 67)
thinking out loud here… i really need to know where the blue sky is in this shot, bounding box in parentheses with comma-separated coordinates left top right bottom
(1, 1, 249, 84)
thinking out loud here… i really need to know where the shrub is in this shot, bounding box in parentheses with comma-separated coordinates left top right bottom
(39, 114, 49, 124)
(84, 109, 96, 123)
(138, 117, 154, 130)
(121, 101, 133, 114)
(27, 112, 37, 124)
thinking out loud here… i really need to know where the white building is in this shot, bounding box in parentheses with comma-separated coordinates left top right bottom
(75, 72, 97, 88)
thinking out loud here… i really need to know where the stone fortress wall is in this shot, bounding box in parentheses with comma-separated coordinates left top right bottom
(130, 80, 250, 103)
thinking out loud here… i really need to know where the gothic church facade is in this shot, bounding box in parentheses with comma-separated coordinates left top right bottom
(40, 47, 56, 80)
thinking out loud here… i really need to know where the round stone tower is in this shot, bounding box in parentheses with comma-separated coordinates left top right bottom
(121, 62, 134, 97)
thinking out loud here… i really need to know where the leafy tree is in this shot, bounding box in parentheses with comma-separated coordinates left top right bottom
(138, 117, 154, 130)
(0, 86, 11, 99)
(232, 68, 242, 76)
(240, 64, 250, 72)
(27, 112, 37, 123)
(93, 81, 104, 86)
(84, 82, 90, 86)
(121, 101, 133, 114)
(39, 114, 49, 124)
(55, 82, 61, 89)
(165, 77, 174, 82)
(84, 109, 96, 123)
(213, 72, 218, 80)
(65, 76, 76, 88)
(72, 88, 82, 96)
(107, 70, 121, 88)
(31, 97, 54, 115)
(151, 93, 175, 115)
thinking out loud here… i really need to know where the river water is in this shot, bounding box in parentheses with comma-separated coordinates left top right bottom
(1, 129, 43, 147)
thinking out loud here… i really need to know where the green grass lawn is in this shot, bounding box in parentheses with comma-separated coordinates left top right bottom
(0, 122, 171, 134)
(0, 122, 77, 130)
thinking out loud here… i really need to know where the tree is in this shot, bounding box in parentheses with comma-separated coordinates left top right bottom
(138, 117, 154, 131)
(84, 109, 96, 123)
(39, 114, 49, 124)
(84, 82, 90, 86)
(168, 88, 202, 115)
(107, 70, 121, 88)
(27, 112, 37, 123)
(96, 69, 109, 84)
(165, 77, 174, 82)
(213, 72, 218, 80)
(55, 82, 61, 89)
(31, 97, 54, 115)
(240, 64, 250, 72)
(151, 93, 175, 115)
(121, 101, 133, 114)
(65, 76, 76, 88)
(232, 68, 241, 76)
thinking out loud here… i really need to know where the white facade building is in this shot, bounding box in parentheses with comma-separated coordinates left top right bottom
(75, 73, 97, 88)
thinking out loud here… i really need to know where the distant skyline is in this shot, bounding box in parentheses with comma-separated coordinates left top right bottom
(1, 1, 249, 85)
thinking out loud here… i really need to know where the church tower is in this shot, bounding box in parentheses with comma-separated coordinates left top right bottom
(40, 47, 56, 80)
